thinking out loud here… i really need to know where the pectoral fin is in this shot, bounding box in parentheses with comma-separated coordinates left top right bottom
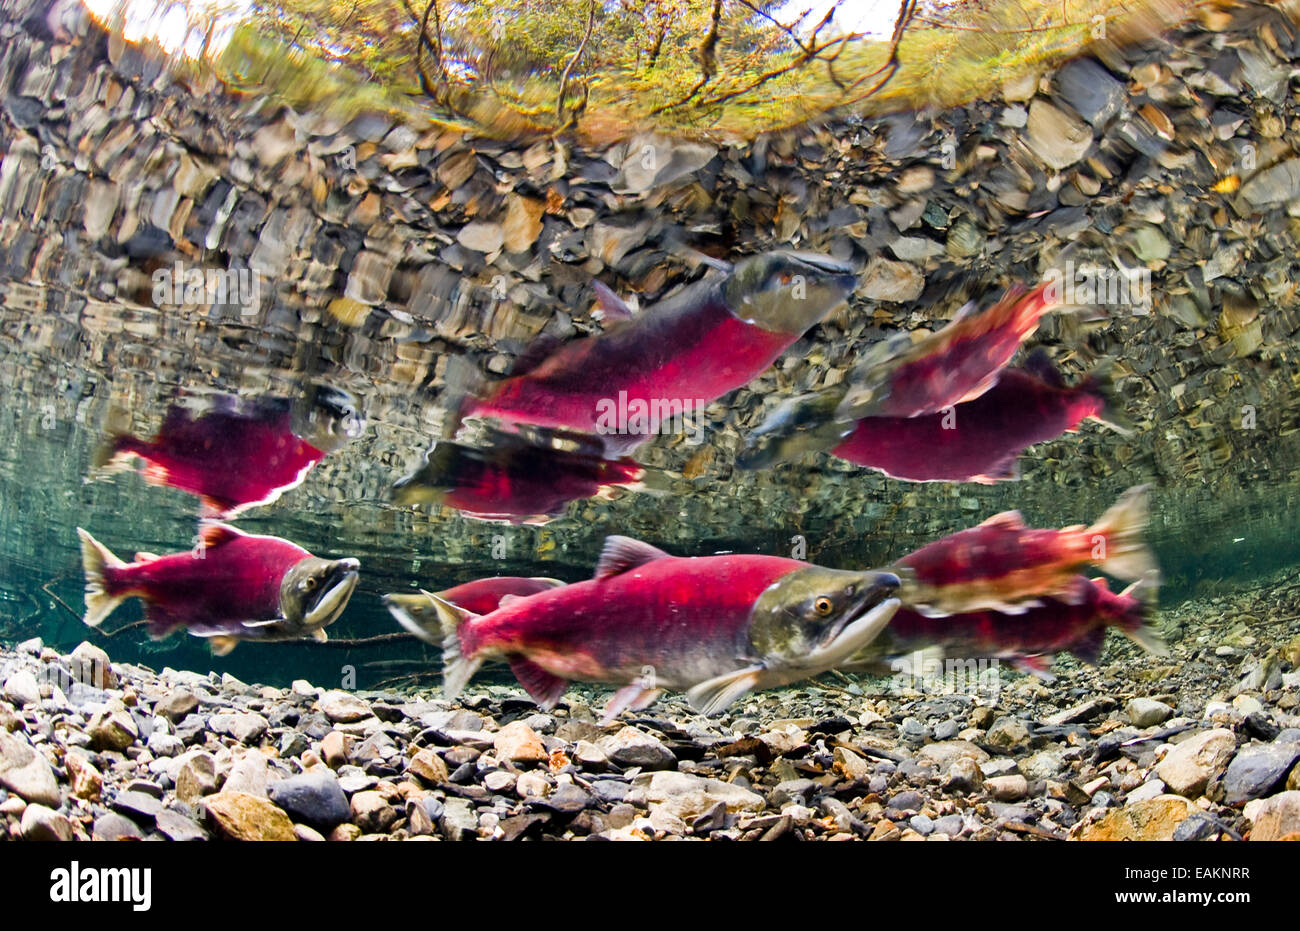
(600, 683, 665, 725)
(686, 666, 765, 717)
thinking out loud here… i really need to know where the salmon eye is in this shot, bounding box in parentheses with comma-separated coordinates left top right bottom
(301, 577, 317, 592)
(814, 596, 834, 616)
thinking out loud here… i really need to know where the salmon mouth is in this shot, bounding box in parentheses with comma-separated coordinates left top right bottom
(304, 558, 361, 628)
(810, 572, 903, 667)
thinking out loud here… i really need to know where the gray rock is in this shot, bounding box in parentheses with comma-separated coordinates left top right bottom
(208, 711, 268, 744)
(155, 689, 199, 722)
(440, 797, 478, 840)
(92, 812, 144, 841)
(1020, 748, 1066, 780)
(20, 803, 75, 841)
(1126, 779, 1167, 804)
(1222, 740, 1300, 805)
(112, 790, 163, 822)
(3, 669, 41, 707)
(88, 709, 138, 751)
(155, 808, 209, 841)
(1025, 100, 1093, 170)
(933, 813, 967, 837)
(318, 691, 373, 724)
(147, 731, 183, 757)
(0, 730, 61, 806)
(268, 770, 352, 830)
(1054, 59, 1124, 126)
(986, 717, 1030, 749)
(1156, 729, 1236, 798)
(1126, 697, 1175, 728)
(599, 726, 675, 770)
(69, 641, 117, 689)
(1241, 159, 1300, 208)
(859, 256, 924, 303)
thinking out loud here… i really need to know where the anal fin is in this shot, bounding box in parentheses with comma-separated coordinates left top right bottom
(507, 655, 568, 710)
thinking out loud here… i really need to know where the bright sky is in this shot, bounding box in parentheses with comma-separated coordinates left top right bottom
(81, 0, 250, 56)
(778, 0, 907, 37)
(78, 0, 907, 59)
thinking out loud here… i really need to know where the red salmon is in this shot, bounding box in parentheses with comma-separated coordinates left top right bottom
(385, 536, 901, 719)
(77, 522, 360, 655)
(895, 485, 1158, 616)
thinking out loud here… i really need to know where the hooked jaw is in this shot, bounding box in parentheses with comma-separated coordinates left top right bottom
(800, 572, 903, 670)
(723, 251, 858, 335)
(291, 557, 361, 629)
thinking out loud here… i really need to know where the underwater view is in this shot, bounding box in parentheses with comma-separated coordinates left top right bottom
(1, 0, 1299, 859)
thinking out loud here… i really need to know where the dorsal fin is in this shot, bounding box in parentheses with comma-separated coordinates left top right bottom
(591, 280, 635, 321)
(1022, 347, 1066, 388)
(1090, 576, 1111, 591)
(134, 552, 162, 563)
(977, 510, 1025, 530)
(510, 334, 565, 377)
(498, 594, 526, 608)
(594, 535, 670, 580)
(198, 520, 244, 549)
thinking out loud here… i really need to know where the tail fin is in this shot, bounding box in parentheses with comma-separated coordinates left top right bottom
(439, 355, 488, 441)
(1115, 571, 1167, 656)
(76, 528, 129, 628)
(1081, 359, 1134, 435)
(383, 590, 483, 701)
(1088, 484, 1160, 582)
(89, 403, 138, 473)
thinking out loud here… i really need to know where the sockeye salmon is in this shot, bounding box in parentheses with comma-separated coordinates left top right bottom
(384, 576, 565, 635)
(391, 432, 667, 524)
(451, 252, 858, 454)
(836, 281, 1063, 421)
(895, 485, 1159, 617)
(385, 535, 901, 719)
(843, 574, 1166, 678)
(94, 387, 364, 518)
(77, 522, 360, 655)
(828, 352, 1130, 483)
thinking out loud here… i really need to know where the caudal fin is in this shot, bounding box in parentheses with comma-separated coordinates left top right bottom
(1088, 484, 1160, 582)
(76, 528, 129, 628)
(439, 355, 489, 440)
(1116, 571, 1168, 656)
(383, 590, 483, 701)
(88, 402, 139, 473)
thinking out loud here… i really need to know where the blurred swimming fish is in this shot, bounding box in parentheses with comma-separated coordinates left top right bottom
(450, 251, 858, 454)
(836, 281, 1063, 421)
(895, 485, 1158, 617)
(391, 432, 668, 524)
(384, 576, 564, 634)
(385, 535, 901, 720)
(77, 522, 360, 655)
(94, 386, 364, 519)
(842, 573, 1166, 678)
(829, 351, 1131, 483)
